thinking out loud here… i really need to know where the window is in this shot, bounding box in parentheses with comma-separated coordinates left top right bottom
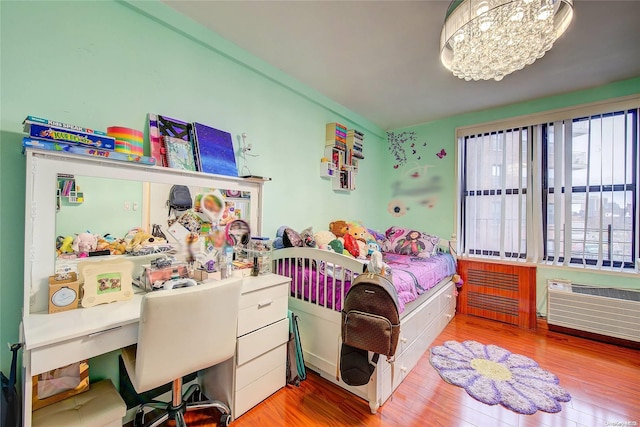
(460, 128, 528, 259)
(542, 110, 638, 268)
(457, 98, 639, 271)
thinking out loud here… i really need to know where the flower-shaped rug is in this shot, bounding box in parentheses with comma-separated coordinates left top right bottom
(429, 340, 571, 415)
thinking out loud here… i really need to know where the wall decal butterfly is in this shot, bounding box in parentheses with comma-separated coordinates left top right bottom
(436, 149, 447, 159)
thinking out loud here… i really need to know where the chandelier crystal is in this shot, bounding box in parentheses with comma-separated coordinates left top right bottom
(440, 0, 574, 81)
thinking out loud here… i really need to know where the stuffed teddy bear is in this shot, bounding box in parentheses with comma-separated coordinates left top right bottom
(72, 232, 98, 255)
(126, 231, 166, 253)
(314, 230, 336, 250)
(346, 222, 368, 242)
(329, 220, 348, 238)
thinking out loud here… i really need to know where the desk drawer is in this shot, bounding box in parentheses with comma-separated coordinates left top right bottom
(234, 362, 286, 419)
(237, 317, 288, 366)
(236, 344, 286, 391)
(30, 323, 137, 375)
(237, 283, 288, 337)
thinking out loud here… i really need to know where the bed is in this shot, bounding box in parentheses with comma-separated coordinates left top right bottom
(272, 238, 457, 413)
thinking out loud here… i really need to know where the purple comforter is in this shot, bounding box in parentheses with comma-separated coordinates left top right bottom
(277, 252, 456, 313)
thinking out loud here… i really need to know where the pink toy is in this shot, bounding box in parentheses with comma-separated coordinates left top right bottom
(72, 232, 98, 255)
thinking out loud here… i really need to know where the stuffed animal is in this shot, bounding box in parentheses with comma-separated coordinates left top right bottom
(346, 222, 368, 242)
(58, 235, 74, 254)
(366, 239, 381, 257)
(314, 230, 336, 250)
(367, 251, 391, 276)
(299, 226, 317, 248)
(329, 220, 348, 238)
(273, 225, 288, 249)
(126, 231, 166, 253)
(108, 239, 127, 255)
(328, 239, 344, 254)
(72, 232, 98, 255)
(452, 274, 464, 287)
(343, 233, 360, 258)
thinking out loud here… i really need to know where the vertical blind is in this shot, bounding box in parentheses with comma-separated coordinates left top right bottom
(457, 96, 639, 270)
(542, 110, 637, 269)
(460, 127, 530, 259)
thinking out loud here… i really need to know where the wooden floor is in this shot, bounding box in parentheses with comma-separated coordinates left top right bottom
(150, 314, 640, 427)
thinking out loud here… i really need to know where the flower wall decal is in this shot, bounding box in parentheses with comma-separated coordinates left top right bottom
(387, 199, 408, 217)
(430, 340, 571, 415)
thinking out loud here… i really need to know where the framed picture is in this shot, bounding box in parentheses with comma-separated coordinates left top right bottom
(78, 259, 134, 308)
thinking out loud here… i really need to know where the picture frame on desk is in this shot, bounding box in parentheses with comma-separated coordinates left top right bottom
(77, 259, 134, 308)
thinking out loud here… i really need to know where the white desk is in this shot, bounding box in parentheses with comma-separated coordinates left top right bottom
(20, 274, 290, 426)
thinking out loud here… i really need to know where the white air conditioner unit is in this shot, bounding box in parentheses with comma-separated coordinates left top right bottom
(547, 280, 640, 343)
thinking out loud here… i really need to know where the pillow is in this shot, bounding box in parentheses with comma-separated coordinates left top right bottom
(384, 226, 440, 258)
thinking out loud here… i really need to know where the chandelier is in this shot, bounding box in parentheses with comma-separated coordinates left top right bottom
(440, 0, 574, 81)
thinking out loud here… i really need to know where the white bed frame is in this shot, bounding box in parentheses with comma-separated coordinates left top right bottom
(272, 243, 457, 413)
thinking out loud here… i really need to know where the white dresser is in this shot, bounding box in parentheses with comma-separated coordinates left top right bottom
(202, 273, 290, 419)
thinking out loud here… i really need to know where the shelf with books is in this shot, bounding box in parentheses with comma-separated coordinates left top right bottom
(321, 123, 364, 192)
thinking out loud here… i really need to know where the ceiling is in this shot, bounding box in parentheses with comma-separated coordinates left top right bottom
(163, 1, 640, 130)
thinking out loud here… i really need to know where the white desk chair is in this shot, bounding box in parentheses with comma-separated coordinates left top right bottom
(121, 279, 242, 427)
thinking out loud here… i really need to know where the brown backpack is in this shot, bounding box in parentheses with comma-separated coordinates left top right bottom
(339, 273, 400, 386)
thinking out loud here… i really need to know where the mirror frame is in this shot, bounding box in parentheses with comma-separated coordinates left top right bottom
(24, 149, 265, 314)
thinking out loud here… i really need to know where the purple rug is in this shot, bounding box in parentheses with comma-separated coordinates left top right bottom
(429, 340, 571, 415)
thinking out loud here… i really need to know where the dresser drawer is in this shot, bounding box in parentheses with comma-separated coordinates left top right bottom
(234, 362, 286, 419)
(236, 343, 286, 391)
(30, 322, 137, 375)
(237, 283, 288, 337)
(236, 317, 288, 366)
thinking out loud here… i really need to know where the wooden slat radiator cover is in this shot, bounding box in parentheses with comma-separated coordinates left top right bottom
(457, 259, 536, 329)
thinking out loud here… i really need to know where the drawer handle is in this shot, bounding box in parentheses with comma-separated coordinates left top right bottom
(88, 326, 122, 338)
(258, 299, 273, 309)
(446, 294, 453, 299)
(400, 337, 407, 343)
(400, 366, 408, 373)
(446, 314, 453, 319)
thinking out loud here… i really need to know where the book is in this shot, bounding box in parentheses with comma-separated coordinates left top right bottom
(24, 122, 115, 150)
(22, 138, 157, 165)
(23, 116, 108, 136)
(191, 122, 238, 177)
(163, 136, 197, 171)
(148, 114, 166, 167)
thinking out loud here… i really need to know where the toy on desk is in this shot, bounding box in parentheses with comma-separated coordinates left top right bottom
(56, 235, 74, 255)
(125, 230, 166, 253)
(72, 232, 98, 257)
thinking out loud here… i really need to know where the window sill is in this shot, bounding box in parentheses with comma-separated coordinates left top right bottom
(537, 261, 640, 278)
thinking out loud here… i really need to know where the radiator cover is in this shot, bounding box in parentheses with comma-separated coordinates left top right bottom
(547, 283, 640, 343)
(457, 260, 536, 329)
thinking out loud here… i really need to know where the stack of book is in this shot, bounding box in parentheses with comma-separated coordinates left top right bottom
(346, 129, 364, 159)
(22, 115, 156, 166)
(325, 122, 347, 151)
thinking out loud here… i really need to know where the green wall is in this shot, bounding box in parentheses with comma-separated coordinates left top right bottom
(0, 0, 390, 380)
(1, 0, 639, 391)
(390, 76, 640, 316)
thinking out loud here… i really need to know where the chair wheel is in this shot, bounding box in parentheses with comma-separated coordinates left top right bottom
(219, 413, 232, 427)
(134, 409, 145, 427)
